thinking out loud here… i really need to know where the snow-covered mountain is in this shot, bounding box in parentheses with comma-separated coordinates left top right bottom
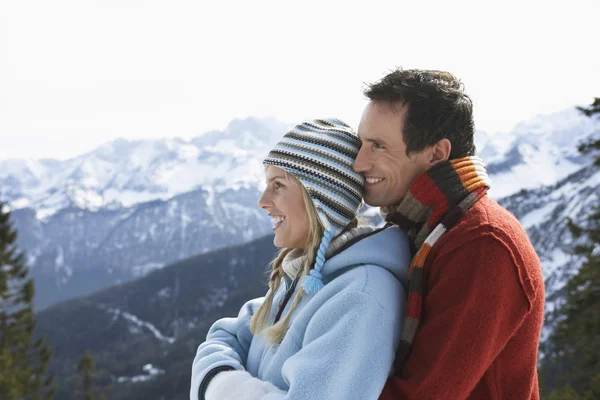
(499, 164, 600, 346)
(2, 116, 290, 308)
(475, 109, 600, 346)
(9, 185, 272, 308)
(481, 108, 598, 199)
(0, 116, 289, 219)
(2, 109, 599, 310)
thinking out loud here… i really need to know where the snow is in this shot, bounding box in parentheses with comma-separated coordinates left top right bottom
(102, 189, 170, 208)
(0, 158, 47, 179)
(480, 107, 600, 199)
(10, 198, 31, 209)
(131, 262, 165, 278)
(26, 252, 38, 267)
(200, 186, 212, 207)
(550, 174, 600, 215)
(535, 171, 600, 237)
(181, 209, 193, 226)
(520, 202, 557, 230)
(4, 108, 592, 223)
(68, 185, 105, 210)
(360, 206, 381, 218)
(167, 200, 179, 217)
(104, 306, 175, 344)
(200, 287, 229, 311)
(543, 249, 573, 288)
(9, 110, 593, 219)
(511, 108, 599, 148)
(2, 117, 286, 218)
(205, 141, 247, 155)
(487, 143, 585, 199)
(157, 287, 172, 298)
(117, 363, 165, 384)
(54, 246, 64, 270)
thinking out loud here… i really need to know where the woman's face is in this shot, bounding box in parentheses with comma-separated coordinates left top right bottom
(258, 166, 310, 250)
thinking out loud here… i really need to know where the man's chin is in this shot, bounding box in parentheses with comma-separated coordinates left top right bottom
(363, 192, 402, 208)
(363, 194, 385, 208)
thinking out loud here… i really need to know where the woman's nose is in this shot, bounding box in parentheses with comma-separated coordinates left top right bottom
(258, 190, 271, 209)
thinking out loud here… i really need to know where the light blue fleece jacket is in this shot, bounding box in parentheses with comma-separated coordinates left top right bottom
(190, 225, 410, 400)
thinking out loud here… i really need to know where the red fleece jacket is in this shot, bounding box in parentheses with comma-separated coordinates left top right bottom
(380, 196, 545, 400)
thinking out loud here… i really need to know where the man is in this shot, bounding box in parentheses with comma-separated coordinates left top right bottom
(353, 68, 544, 399)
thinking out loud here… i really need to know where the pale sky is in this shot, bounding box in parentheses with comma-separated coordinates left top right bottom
(1, 0, 598, 160)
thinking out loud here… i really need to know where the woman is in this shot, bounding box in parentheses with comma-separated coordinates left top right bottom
(190, 118, 411, 400)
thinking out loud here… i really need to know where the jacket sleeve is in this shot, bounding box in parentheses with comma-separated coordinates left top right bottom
(381, 233, 538, 399)
(190, 296, 264, 400)
(205, 289, 405, 400)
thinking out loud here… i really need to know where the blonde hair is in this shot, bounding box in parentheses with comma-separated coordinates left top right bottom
(250, 173, 325, 344)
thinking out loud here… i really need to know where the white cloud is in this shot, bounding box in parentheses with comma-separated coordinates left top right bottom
(1, 0, 599, 159)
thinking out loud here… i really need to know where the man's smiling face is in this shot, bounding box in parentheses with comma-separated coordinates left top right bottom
(353, 101, 432, 207)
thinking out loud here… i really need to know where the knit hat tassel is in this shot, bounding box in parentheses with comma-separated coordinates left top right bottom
(302, 230, 333, 295)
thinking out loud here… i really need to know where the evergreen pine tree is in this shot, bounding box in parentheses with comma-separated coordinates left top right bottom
(541, 99, 600, 398)
(76, 350, 96, 400)
(576, 97, 600, 166)
(0, 201, 55, 399)
(76, 350, 106, 400)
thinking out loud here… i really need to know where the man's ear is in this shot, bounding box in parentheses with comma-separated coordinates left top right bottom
(429, 139, 452, 165)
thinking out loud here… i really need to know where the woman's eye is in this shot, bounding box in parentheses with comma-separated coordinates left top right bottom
(274, 181, 285, 189)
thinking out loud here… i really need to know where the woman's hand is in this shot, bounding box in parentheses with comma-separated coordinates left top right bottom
(205, 370, 286, 400)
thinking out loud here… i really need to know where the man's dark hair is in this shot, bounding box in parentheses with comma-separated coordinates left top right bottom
(364, 68, 476, 158)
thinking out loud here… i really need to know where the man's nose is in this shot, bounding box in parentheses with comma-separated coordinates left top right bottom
(353, 146, 371, 173)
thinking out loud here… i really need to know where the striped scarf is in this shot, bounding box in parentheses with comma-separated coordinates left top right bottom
(381, 156, 491, 372)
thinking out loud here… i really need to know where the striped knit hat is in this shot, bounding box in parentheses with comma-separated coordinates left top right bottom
(263, 118, 365, 294)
